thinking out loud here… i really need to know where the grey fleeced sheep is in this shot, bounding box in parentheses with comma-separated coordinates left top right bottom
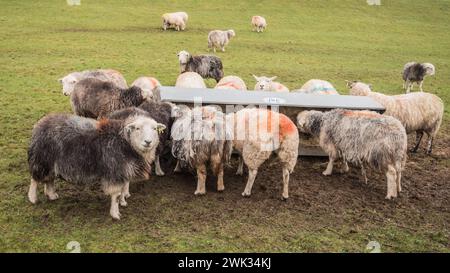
(171, 106, 232, 195)
(177, 50, 224, 82)
(108, 100, 178, 176)
(59, 69, 128, 96)
(227, 108, 299, 199)
(70, 78, 153, 119)
(297, 109, 407, 199)
(162, 12, 188, 31)
(27, 113, 166, 219)
(402, 62, 435, 93)
(348, 81, 444, 154)
(207, 30, 235, 52)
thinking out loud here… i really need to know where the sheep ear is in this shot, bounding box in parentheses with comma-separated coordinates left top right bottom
(156, 123, 166, 134)
(270, 76, 277, 81)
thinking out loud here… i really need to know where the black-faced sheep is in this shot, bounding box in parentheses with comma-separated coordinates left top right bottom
(108, 100, 178, 176)
(28, 113, 165, 219)
(348, 81, 444, 154)
(175, 72, 207, 89)
(177, 50, 224, 82)
(297, 109, 407, 199)
(70, 78, 153, 119)
(162, 12, 188, 31)
(214, 75, 247, 91)
(59, 69, 128, 96)
(207, 30, 236, 52)
(252, 75, 289, 92)
(402, 62, 435, 93)
(226, 108, 299, 199)
(171, 106, 232, 195)
(251, 16, 267, 32)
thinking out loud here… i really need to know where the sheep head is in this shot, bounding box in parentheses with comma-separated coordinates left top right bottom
(297, 110, 324, 137)
(346, 80, 372, 96)
(177, 50, 191, 65)
(60, 72, 81, 96)
(253, 75, 277, 91)
(227, 30, 236, 39)
(422, 63, 435, 76)
(125, 116, 165, 153)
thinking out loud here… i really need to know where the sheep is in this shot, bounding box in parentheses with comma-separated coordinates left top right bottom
(70, 78, 153, 119)
(348, 81, 444, 154)
(297, 109, 407, 199)
(171, 106, 232, 195)
(207, 30, 236, 52)
(175, 72, 207, 89)
(252, 75, 289, 92)
(251, 16, 267, 32)
(226, 108, 299, 199)
(131, 76, 161, 99)
(162, 12, 188, 31)
(59, 69, 128, 96)
(292, 79, 339, 95)
(27, 113, 166, 219)
(108, 101, 178, 176)
(214, 75, 247, 91)
(177, 50, 224, 82)
(402, 62, 435, 93)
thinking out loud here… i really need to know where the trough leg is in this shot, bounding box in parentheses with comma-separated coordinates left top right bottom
(28, 178, 39, 204)
(194, 164, 207, 195)
(155, 155, 165, 176)
(411, 131, 424, 153)
(385, 165, 398, 200)
(44, 180, 59, 201)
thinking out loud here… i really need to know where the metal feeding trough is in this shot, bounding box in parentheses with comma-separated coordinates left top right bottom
(154, 86, 385, 156)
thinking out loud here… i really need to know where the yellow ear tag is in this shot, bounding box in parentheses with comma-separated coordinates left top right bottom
(157, 127, 165, 134)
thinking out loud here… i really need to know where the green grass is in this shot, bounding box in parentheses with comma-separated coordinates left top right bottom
(0, 0, 449, 252)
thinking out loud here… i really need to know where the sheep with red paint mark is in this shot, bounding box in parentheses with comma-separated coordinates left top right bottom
(131, 76, 161, 100)
(226, 108, 299, 199)
(214, 76, 247, 91)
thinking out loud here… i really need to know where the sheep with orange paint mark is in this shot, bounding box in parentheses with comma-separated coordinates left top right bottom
(131, 76, 161, 100)
(347, 81, 444, 154)
(297, 109, 407, 199)
(214, 75, 247, 91)
(252, 75, 289, 92)
(227, 108, 299, 199)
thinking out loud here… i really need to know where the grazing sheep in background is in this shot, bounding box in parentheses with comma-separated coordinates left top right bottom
(131, 76, 161, 100)
(348, 82, 444, 154)
(70, 78, 152, 119)
(108, 101, 178, 176)
(297, 109, 407, 199)
(214, 75, 247, 91)
(59, 69, 127, 96)
(28, 113, 165, 219)
(171, 106, 232, 195)
(251, 16, 267, 32)
(227, 108, 299, 199)
(207, 30, 236, 52)
(177, 50, 224, 82)
(175, 72, 207, 89)
(292, 79, 339, 95)
(402, 62, 435, 92)
(252, 75, 289, 92)
(162, 12, 188, 31)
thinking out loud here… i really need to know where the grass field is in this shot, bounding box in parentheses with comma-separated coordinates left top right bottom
(0, 0, 449, 252)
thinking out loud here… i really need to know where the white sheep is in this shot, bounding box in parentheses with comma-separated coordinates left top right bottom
(207, 30, 236, 52)
(59, 69, 128, 96)
(214, 75, 247, 91)
(175, 72, 207, 89)
(131, 76, 161, 100)
(162, 12, 188, 31)
(227, 108, 299, 199)
(348, 81, 444, 154)
(293, 79, 339, 95)
(252, 75, 289, 92)
(251, 16, 267, 32)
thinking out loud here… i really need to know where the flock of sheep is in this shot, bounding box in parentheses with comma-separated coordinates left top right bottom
(27, 11, 444, 220)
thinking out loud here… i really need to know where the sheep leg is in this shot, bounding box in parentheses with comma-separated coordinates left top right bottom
(426, 135, 434, 155)
(340, 160, 349, 173)
(323, 156, 335, 176)
(110, 191, 122, 220)
(155, 155, 165, 176)
(410, 131, 424, 153)
(236, 156, 244, 175)
(194, 164, 207, 195)
(361, 164, 368, 184)
(217, 164, 225, 192)
(242, 169, 258, 197)
(405, 80, 411, 93)
(281, 166, 290, 200)
(119, 182, 130, 207)
(221, 46, 225, 52)
(28, 179, 39, 204)
(419, 81, 424, 92)
(174, 160, 182, 173)
(385, 165, 398, 200)
(44, 180, 59, 201)
(396, 169, 402, 193)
